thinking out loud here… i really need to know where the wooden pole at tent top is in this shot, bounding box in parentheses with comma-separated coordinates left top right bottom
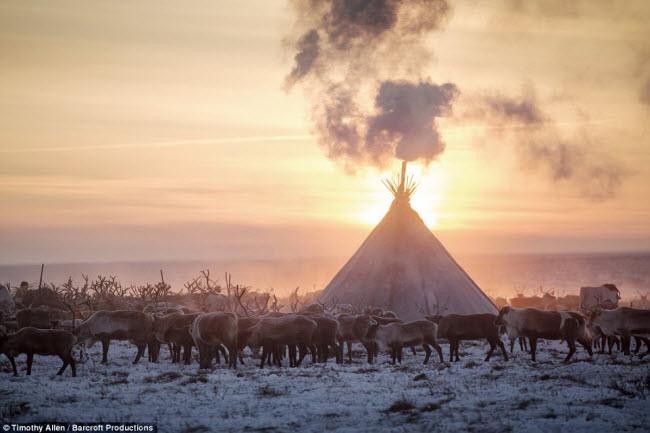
(399, 161, 407, 195)
(38, 263, 44, 292)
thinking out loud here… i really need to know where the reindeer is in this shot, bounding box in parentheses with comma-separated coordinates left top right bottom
(236, 316, 260, 365)
(427, 314, 508, 362)
(190, 312, 238, 369)
(243, 315, 317, 368)
(336, 314, 377, 364)
(495, 307, 592, 362)
(74, 310, 154, 364)
(308, 315, 340, 363)
(152, 312, 201, 364)
(366, 320, 444, 365)
(0, 327, 77, 377)
(588, 307, 650, 357)
(583, 292, 622, 354)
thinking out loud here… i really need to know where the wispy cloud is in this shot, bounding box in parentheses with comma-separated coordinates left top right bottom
(0, 134, 316, 154)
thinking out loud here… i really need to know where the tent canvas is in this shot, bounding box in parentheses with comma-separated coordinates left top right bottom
(317, 162, 497, 321)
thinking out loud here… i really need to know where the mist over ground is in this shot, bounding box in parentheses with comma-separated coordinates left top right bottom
(2, 252, 649, 301)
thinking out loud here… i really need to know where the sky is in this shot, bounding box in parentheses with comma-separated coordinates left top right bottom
(0, 0, 649, 265)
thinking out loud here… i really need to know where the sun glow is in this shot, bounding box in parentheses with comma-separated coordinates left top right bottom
(356, 162, 446, 228)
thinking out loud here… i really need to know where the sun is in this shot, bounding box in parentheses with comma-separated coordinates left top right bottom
(356, 162, 444, 228)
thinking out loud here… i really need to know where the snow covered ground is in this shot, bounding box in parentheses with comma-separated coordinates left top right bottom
(1, 340, 649, 433)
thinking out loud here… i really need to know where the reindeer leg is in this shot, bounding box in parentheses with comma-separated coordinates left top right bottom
(295, 345, 308, 367)
(133, 343, 145, 364)
(639, 337, 650, 359)
(26, 353, 33, 375)
(198, 343, 213, 369)
(578, 338, 593, 357)
(620, 336, 629, 355)
(287, 345, 295, 367)
(219, 345, 229, 366)
(260, 344, 268, 369)
(485, 340, 496, 362)
(391, 346, 396, 365)
(347, 342, 352, 363)
(363, 342, 374, 364)
(449, 339, 454, 362)
(147, 339, 159, 363)
(564, 338, 576, 362)
(170, 344, 177, 363)
(101, 339, 110, 364)
(330, 343, 341, 364)
(509, 338, 515, 353)
(310, 344, 317, 364)
(230, 342, 237, 370)
(433, 341, 444, 363)
(7, 355, 17, 376)
(57, 355, 69, 376)
(423, 344, 431, 365)
(183, 344, 193, 365)
(529, 338, 538, 362)
(309, 344, 318, 364)
(498, 340, 508, 361)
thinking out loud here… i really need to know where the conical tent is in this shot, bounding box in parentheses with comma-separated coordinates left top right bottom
(317, 163, 497, 321)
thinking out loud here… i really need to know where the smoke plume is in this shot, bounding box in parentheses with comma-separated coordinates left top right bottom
(285, 0, 455, 169)
(285, 1, 626, 200)
(476, 90, 625, 200)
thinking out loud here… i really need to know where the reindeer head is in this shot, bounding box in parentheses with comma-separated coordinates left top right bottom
(364, 318, 381, 341)
(242, 325, 262, 358)
(586, 308, 603, 326)
(494, 306, 511, 326)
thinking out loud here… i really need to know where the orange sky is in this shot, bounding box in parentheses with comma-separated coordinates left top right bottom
(1, 0, 649, 264)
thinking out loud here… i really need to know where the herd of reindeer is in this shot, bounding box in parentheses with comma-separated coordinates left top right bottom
(0, 276, 649, 379)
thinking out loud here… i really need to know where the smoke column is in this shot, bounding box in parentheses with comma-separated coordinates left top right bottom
(284, 0, 456, 169)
